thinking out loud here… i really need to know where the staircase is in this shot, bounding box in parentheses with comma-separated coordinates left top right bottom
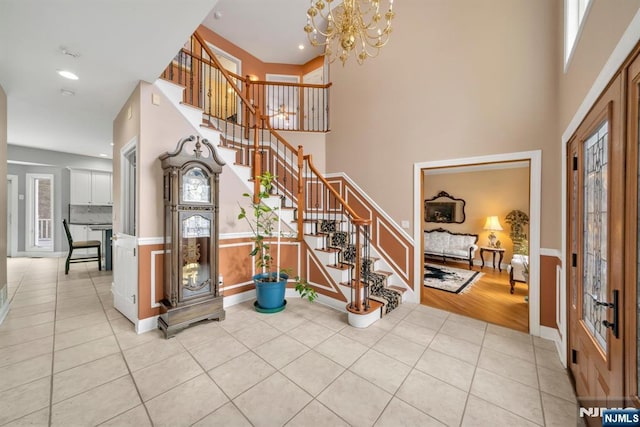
(156, 31, 409, 326)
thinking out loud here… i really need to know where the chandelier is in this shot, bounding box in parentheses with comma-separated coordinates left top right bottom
(304, 0, 395, 65)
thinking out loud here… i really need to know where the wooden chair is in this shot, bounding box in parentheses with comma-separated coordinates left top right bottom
(62, 219, 101, 274)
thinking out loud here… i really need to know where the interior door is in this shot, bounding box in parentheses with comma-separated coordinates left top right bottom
(112, 232, 138, 324)
(567, 73, 625, 424)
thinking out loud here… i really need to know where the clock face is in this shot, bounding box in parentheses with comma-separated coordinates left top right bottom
(182, 167, 210, 203)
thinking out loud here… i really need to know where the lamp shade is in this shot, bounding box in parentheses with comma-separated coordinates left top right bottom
(483, 216, 503, 231)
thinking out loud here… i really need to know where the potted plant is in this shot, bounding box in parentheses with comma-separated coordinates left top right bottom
(238, 171, 317, 312)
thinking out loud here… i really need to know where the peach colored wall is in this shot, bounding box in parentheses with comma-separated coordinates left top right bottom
(197, 25, 321, 80)
(540, 255, 560, 328)
(326, 0, 561, 249)
(278, 130, 326, 172)
(112, 84, 141, 235)
(560, 0, 640, 130)
(0, 84, 7, 311)
(137, 81, 252, 238)
(423, 165, 530, 264)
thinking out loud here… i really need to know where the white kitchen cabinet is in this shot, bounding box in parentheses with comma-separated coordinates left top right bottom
(70, 170, 92, 204)
(91, 171, 112, 205)
(70, 169, 112, 205)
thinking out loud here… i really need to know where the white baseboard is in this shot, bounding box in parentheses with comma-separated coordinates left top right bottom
(221, 288, 349, 314)
(136, 315, 159, 334)
(539, 325, 566, 367)
(13, 251, 66, 258)
(223, 290, 256, 307)
(0, 300, 10, 325)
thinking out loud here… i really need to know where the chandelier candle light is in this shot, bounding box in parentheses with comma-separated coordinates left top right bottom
(304, 0, 395, 65)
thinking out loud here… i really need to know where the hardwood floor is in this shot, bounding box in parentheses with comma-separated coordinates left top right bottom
(421, 261, 529, 333)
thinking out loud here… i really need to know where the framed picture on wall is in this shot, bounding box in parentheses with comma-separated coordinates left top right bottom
(425, 202, 456, 223)
(424, 191, 466, 223)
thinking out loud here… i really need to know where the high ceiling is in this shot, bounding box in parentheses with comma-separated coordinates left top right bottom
(203, 0, 321, 65)
(0, 0, 221, 159)
(0, 0, 325, 160)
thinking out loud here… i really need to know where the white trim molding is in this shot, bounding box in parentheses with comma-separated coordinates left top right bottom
(136, 315, 159, 334)
(150, 250, 164, 309)
(325, 172, 414, 242)
(414, 150, 543, 336)
(540, 248, 562, 259)
(557, 3, 640, 386)
(137, 237, 163, 246)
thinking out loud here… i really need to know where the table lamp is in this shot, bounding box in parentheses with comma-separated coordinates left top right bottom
(484, 216, 503, 247)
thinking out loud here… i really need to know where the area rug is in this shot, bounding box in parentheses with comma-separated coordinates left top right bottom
(423, 263, 483, 294)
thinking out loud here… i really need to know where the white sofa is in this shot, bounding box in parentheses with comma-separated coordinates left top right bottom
(424, 228, 479, 269)
(509, 254, 529, 293)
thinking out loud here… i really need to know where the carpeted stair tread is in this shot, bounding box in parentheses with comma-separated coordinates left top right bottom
(387, 285, 407, 294)
(372, 270, 393, 278)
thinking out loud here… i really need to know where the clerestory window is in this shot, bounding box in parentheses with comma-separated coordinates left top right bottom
(565, 0, 592, 70)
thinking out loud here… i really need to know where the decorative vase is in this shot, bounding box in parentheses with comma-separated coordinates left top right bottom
(253, 272, 288, 313)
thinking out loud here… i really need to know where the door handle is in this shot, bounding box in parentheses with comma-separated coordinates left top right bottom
(599, 289, 619, 338)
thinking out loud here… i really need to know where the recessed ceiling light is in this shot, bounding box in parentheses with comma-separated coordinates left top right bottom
(298, 44, 305, 50)
(99, 153, 109, 157)
(109, 142, 114, 146)
(60, 89, 75, 96)
(57, 70, 79, 80)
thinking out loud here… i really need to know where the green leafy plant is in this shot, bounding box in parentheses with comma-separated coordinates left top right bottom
(237, 171, 278, 277)
(294, 276, 318, 302)
(238, 172, 317, 302)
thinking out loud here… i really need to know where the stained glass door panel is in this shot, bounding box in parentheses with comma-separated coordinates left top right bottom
(582, 120, 609, 352)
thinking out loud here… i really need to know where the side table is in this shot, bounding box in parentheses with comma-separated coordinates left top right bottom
(480, 246, 506, 272)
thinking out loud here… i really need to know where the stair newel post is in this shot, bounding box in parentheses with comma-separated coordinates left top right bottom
(353, 219, 364, 312)
(244, 75, 251, 140)
(297, 145, 304, 241)
(252, 108, 262, 204)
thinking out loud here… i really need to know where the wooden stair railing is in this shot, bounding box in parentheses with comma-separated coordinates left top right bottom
(302, 154, 373, 314)
(161, 31, 374, 315)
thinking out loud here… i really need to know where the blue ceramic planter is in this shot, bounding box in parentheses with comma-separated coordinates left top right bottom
(253, 272, 288, 311)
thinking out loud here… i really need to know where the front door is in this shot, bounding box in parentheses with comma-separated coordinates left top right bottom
(567, 73, 625, 424)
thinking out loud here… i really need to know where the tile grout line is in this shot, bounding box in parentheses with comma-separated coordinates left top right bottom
(48, 260, 62, 427)
(371, 307, 452, 426)
(457, 322, 488, 427)
(88, 270, 156, 427)
(174, 325, 256, 427)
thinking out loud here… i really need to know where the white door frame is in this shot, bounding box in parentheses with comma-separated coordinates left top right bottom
(7, 175, 18, 257)
(7, 175, 19, 256)
(113, 136, 139, 325)
(25, 173, 54, 253)
(205, 42, 243, 125)
(120, 137, 137, 236)
(413, 150, 542, 336)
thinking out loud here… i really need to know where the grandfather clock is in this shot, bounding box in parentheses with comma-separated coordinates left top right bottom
(158, 135, 225, 338)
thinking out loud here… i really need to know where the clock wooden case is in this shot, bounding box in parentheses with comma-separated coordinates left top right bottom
(158, 135, 225, 338)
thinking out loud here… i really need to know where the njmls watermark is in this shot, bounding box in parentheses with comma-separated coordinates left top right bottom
(580, 407, 640, 426)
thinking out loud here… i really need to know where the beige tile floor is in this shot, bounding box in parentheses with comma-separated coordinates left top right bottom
(1, 257, 579, 426)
